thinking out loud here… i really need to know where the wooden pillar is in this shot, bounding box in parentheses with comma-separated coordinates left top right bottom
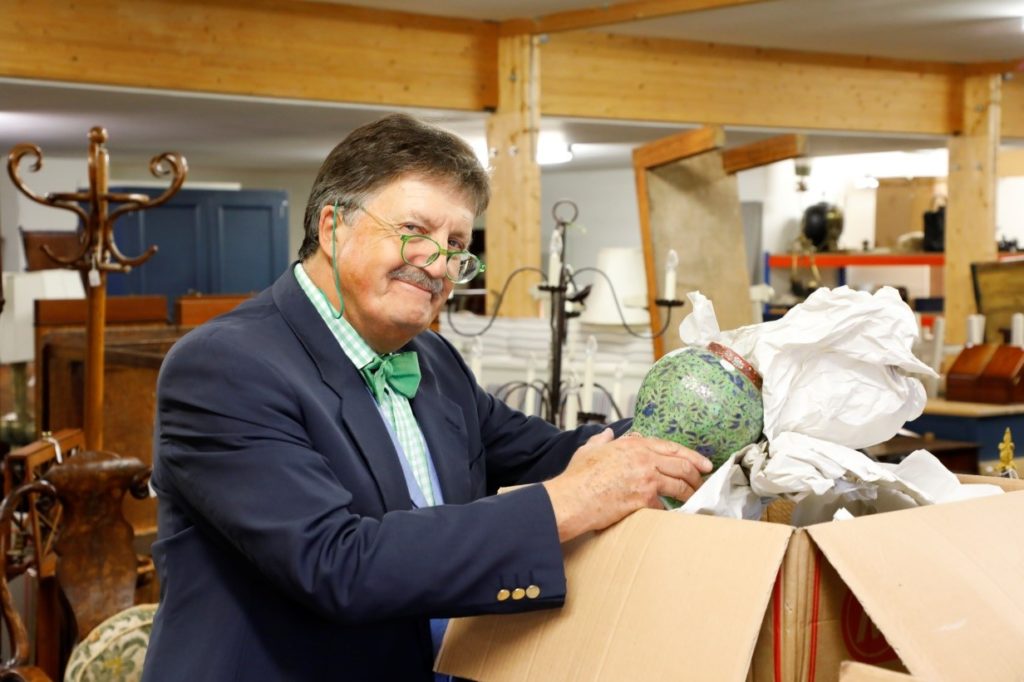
(945, 74, 1001, 344)
(999, 148, 1024, 177)
(485, 34, 541, 317)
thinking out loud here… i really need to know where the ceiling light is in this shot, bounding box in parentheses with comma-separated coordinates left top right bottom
(463, 132, 573, 167)
(854, 175, 880, 190)
(537, 132, 573, 166)
(468, 138, 489, 169)
(537, 144, 573, 166)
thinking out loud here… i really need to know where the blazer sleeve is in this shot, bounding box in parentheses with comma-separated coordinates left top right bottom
(153, 328, 567, 625)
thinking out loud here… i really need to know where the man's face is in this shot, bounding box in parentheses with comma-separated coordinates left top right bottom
(319, 175, 475, 352)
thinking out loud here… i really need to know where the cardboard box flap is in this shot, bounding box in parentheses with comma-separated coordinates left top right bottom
(437, 509, 793, 681)
(839, 661, 919, 682)
(807, 493, 1024, 682)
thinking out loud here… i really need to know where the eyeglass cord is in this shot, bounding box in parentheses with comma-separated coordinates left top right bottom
(315, 200, 346, 321)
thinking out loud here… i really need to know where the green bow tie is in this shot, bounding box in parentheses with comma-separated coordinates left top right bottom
(360, 352, 421, 402)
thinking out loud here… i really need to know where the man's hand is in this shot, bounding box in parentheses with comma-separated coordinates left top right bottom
(542, 429, 712, 542)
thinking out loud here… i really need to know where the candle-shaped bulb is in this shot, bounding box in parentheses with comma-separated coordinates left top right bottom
(550, 230, 562, 255)
(664, 249, 679, 300)
(581, 335, 597, 414)
(523, 352, 538, 416)
(548, 231, 563, 285)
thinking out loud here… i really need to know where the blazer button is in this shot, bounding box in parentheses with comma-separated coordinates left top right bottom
(511, 587, 526, 600)
(526, 584, 541, 599)
(497, 589, 511, 602)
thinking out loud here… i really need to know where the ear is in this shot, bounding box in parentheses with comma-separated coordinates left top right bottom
(317, 204, 341, 254)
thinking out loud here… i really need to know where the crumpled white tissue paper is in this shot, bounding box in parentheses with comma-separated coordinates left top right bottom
(674, 286, 1003, 524)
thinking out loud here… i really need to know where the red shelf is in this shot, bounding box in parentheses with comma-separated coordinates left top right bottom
(767, 253, 945, 268)
(768, 252, 1023, 268)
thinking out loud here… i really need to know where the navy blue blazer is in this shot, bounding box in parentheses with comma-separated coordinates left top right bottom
(141, 268, 618, 681)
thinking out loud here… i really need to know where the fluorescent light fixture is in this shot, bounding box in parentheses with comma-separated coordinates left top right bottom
(537, 132, 573, 166)
(469, 138, 489, 168)
(463, 131, 574, 167)
(853, 175, 880, 190)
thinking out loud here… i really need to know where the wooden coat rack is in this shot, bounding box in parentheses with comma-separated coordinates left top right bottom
(6, 127, 187, 450)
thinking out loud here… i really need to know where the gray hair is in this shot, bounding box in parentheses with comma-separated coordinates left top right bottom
(299, 113, 489, 261)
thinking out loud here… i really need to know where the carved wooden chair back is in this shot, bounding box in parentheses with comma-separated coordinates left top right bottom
(0, 449, 151, 680)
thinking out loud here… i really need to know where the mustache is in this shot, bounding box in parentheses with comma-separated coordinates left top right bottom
(389, 264, 445, 296)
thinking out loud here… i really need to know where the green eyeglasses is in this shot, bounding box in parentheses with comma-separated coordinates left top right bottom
(397, 234, 485, 284)
(353, 203, 486, 284)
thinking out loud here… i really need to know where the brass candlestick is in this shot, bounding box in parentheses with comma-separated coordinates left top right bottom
(998, 427, 1018, 479)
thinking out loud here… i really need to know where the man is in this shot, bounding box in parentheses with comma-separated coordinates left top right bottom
(141, 114, 709, 681)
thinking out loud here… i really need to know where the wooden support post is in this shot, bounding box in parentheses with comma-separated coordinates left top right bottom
(945, 74, 1001, 345)
(485, 34, 541, 317)
(999, 148, 1024, 177)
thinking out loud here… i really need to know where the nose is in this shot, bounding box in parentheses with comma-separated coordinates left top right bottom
(421, 251, 449, 280)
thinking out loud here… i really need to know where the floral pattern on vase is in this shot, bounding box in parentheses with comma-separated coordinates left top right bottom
(64, 603, 157, 682)
(631, 345, 764, 503)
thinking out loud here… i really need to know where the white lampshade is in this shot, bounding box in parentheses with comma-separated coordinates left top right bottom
(0, 270, 85, 363)
(580, 247, 648, 326)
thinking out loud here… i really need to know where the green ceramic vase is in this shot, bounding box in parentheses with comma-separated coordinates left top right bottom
(630, 343, 764, 505)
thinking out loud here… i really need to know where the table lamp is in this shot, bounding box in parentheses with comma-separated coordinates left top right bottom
(0, 270, 85, 444)
(579, 247, 648, 326)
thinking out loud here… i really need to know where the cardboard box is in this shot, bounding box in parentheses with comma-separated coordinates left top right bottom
(436, 475, 1024, 681)
(839, 661, 918, 682)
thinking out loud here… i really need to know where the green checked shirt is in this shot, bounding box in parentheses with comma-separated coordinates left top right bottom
(294, 263, 436, 506)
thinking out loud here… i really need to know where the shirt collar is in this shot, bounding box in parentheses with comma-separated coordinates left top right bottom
(293, 262, 377, 371)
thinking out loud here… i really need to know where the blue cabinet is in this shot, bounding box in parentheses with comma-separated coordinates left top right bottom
(106, 188, 288, 307)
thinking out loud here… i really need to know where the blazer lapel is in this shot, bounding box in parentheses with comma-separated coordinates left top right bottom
(272, 268, 412, 511)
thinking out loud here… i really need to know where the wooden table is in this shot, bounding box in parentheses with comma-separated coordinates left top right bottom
(863, 435, 980, 475)
(905, 398, 1024, 475)
(39, 326, 189, 537)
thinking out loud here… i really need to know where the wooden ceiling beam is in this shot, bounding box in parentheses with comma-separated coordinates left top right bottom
(541, 32, 963, 136)
(959, 58, 1024, 77)
(4, 1, 1022, 140)
(500, 0, 775, 36)
(0, 0, 498, 112)
(721, 134, 806, 174)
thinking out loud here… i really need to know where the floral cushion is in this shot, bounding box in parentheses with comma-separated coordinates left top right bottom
(64, 603, 158, 682)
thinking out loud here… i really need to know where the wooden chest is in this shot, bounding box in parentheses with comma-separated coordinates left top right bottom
(945, 343, 1024, 404)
